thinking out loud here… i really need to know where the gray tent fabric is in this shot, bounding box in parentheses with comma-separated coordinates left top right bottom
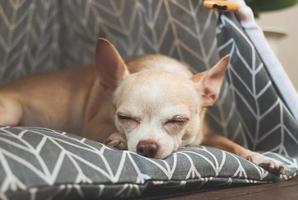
(0, 0, 298, 199)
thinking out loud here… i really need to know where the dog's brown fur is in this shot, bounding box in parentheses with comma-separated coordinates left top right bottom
(0, 38, 286, 174)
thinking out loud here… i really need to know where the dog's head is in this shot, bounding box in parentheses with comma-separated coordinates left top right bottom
(96, 38, 229, 159)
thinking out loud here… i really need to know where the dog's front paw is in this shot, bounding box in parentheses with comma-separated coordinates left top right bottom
(104, 133, 127, 150)
(245, 152, 287, 174)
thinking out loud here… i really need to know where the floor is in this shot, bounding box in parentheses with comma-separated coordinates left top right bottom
(166, 176, 298, 200)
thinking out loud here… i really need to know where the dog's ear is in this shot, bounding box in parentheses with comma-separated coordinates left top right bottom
(192, 55, 230, 107)
(95, 38, 129, 92)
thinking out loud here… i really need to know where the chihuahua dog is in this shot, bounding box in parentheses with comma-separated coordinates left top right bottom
(0, 38, 286, 174)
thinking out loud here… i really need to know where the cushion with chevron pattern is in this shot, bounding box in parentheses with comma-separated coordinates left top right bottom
(0, 0, 298, 199)
(0, 126, 295, 200)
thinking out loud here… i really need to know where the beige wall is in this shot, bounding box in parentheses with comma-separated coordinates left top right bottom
(256, 5, 298, 90)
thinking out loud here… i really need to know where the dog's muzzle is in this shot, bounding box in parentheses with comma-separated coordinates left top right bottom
(136, 140, 159, 158)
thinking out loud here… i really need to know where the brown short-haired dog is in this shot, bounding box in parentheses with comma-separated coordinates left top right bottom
(0, 38, 286, 174)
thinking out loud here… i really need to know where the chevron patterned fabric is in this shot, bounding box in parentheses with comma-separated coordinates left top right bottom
(0, 0, 298, 199)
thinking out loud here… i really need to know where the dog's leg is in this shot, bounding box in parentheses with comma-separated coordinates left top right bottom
(202, 132, 287, 174)
(0, 97, 22, 126)
(104, 132, 127, 150)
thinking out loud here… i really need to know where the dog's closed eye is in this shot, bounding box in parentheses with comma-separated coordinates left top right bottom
(165, 115, 189, 125)
(164, 115, 189, 134)
(117, 113, 140, 124)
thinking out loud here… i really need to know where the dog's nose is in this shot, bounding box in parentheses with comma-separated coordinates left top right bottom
(136, 140, 159, 158)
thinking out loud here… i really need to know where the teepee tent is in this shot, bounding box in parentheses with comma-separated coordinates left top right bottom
(0, 0, 297, 199)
